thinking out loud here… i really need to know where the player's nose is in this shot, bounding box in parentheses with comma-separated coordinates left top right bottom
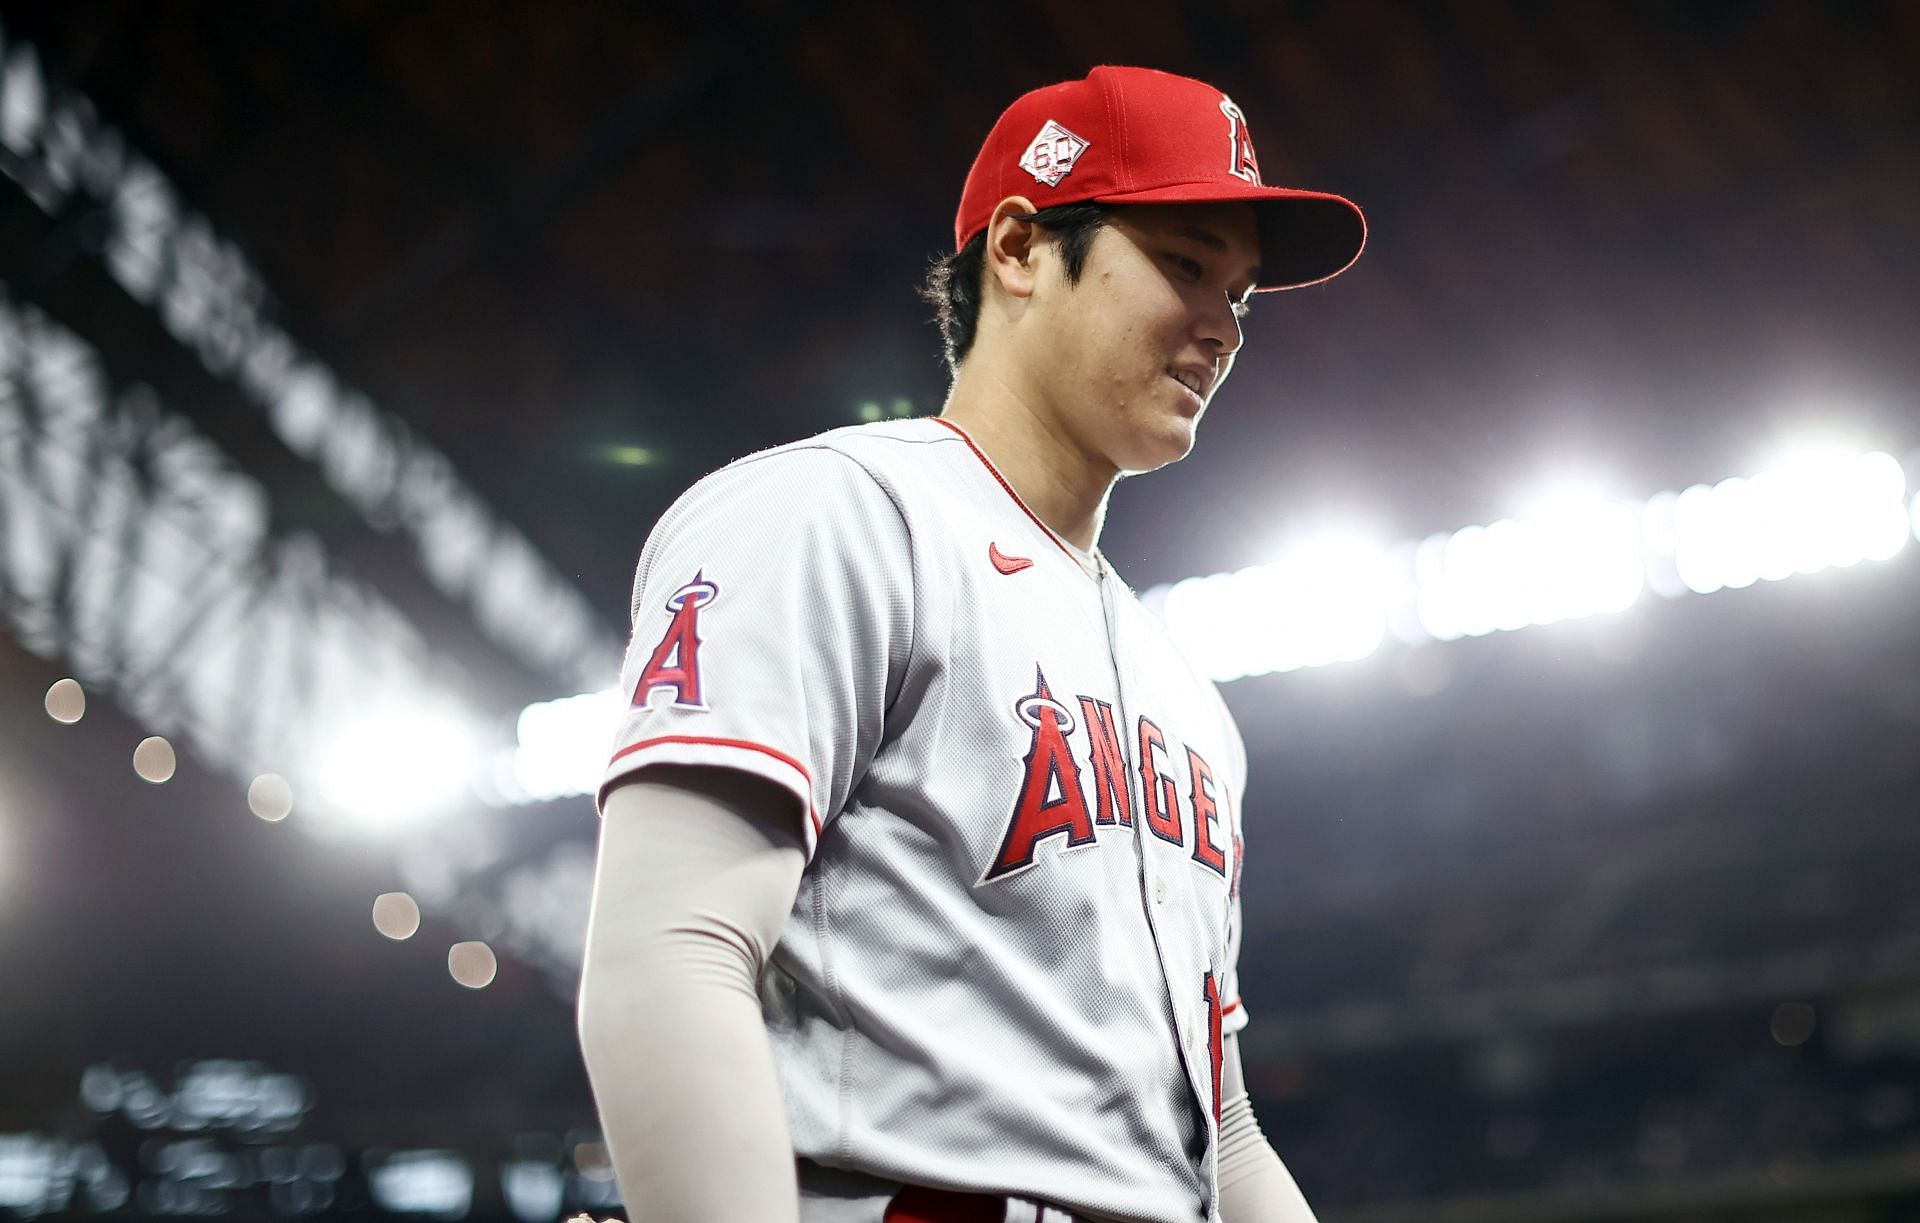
(1197, 292, 1244, 359)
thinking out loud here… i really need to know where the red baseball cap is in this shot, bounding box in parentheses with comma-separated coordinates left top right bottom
(954, 66, 1366, 291)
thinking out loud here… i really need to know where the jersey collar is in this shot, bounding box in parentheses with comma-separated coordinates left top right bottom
(928, 417, 1104, 580)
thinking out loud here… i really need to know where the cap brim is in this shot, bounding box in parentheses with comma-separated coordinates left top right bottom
(1093, 182, 1366, 291)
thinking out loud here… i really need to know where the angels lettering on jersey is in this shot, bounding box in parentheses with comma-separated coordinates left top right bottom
(989, 665, 1232, 890)
(629, 576, 1236, 898)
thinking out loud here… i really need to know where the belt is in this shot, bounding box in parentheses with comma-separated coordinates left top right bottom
(883, 1183, 1084, 1223)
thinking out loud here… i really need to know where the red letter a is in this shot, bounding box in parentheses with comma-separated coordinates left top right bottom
(632, 573, 717, 710)
(986, 668, 1095, 881)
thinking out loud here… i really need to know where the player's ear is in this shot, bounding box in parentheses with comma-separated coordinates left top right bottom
(983, 196, 1042, 303)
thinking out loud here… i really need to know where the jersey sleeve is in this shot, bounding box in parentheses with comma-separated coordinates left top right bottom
(597, 445, 913, 860)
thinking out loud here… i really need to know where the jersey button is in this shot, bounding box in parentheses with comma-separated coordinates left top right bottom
(1153, 877, 1168, 905)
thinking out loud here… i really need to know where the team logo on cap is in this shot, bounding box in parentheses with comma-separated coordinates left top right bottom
(1219, 98, 1261, 185)
(1018, 119, 1090, 188)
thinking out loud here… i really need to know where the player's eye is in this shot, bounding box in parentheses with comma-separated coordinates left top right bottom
(1166, 254, 1204, 280)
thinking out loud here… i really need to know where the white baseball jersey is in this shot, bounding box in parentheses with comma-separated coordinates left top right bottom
(599, 416, 1249, 1223)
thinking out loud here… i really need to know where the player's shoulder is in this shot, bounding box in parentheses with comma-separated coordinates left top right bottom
(685, 418, 964, 503)
(652, 419, 959, 545)
(724, 417, 961, 477)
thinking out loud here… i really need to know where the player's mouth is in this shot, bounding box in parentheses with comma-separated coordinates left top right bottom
(1166, 366, 1209, 413)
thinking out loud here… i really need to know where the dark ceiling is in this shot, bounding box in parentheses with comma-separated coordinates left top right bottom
(4, 2, 1920, 1219)
(10, 0, 1917, 606)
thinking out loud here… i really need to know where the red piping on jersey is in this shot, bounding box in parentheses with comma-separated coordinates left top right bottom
(929, 417, 1086, 570)
(607, 735, 822, 838)
(1223, 997, 1242, 1017)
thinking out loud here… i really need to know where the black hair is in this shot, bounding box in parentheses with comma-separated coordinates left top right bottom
(917, 202, 1115, 376)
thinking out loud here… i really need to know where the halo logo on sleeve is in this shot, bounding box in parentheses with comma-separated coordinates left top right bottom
(631, 572, 718, 711)
(1019, 120, 1090, 188)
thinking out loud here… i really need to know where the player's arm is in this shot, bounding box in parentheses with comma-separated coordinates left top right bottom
(1217, 1032, 1319, 1223)
(576, 765, 807, 1223)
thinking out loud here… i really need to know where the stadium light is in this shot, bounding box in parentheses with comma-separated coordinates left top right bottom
(366, 1151, 472, 1217)
(1416, 498, 1644, 641)
(314, 703, 484, 828)
(1164, 531, 1392, 681)
(499, 1161, 563, 1222)
(503, 688, 625, 803)
(1665, 451, 1907, 595)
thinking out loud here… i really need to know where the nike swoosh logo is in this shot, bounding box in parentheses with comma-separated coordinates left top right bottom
(989, 542, 1034, 574)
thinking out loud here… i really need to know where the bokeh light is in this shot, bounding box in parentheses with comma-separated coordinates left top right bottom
(1771, 1002, 1817, 1047)
(1147, 448, 1909, 683)
(1163, 533, 1393, 682)
(507, 687, 624, 803)
(315, 703, 483, 827)
(132, 737, 177, 784)
(447, 941, 497, 989)
(571, 1141, 613, 1182)
(43, 678, 85, 724)
(371, 892, 422, 941)
(1416, 499, 1644, 641)
(500, 1160, 563, 1219)
(598, 444, 655, 467)
(247, 774, 294, 822)
(367, 1151, 472, 1217)
(1672, 451, 1907, 595)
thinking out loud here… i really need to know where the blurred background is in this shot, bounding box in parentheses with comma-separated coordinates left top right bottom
(1, 2, 1917, 1220)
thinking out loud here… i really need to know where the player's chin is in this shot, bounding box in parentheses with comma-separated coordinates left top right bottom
(1118, 416, 1199, 475)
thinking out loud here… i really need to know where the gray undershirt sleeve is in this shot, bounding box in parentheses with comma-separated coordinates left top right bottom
(576, 767, 808, 1223)
(1217, 1033, 1320, 1223)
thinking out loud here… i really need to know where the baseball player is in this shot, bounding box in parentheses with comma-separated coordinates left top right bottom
(577, 66, 1365, 1223)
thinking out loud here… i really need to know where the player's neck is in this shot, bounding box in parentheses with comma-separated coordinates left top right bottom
(939, 378, 1113, 554)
